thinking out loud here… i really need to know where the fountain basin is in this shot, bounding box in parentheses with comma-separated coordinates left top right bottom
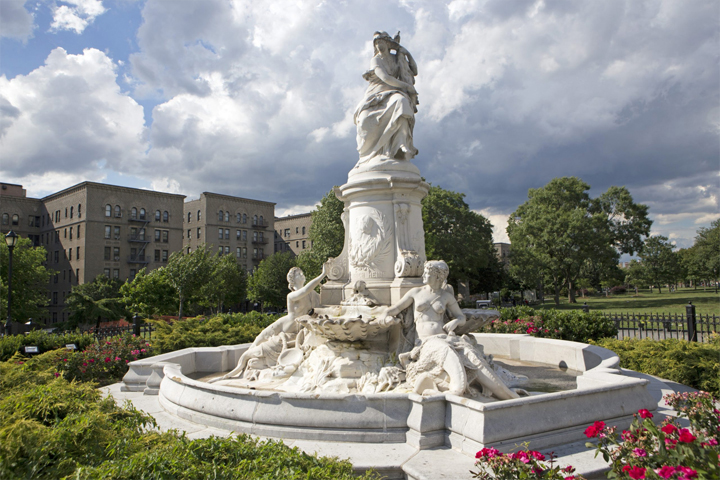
(123, 334, 656, 455)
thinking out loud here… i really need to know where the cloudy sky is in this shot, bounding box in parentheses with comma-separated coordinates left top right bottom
(1, 0, 718, 249)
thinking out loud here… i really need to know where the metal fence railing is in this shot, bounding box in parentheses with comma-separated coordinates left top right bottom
(87, 323, 155, 340)
(600, 311, 718, 343)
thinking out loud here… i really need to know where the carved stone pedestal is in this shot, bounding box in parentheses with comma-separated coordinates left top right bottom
(321, 161, 430, 306)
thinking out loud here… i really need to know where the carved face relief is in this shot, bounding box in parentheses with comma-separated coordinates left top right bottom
(349, 210, 392, 272)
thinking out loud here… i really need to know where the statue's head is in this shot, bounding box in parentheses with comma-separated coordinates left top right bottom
(423, 260, 449, 288)
(373, 31, 397, 55)
(287, 267, 305, 290)
(353, 280, 367, 294)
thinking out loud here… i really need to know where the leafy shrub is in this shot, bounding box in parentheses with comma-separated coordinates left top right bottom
(593, 338, 720, 396)
(587, 394, 719, 479)
(472, 447, 585, 479)
(151, 311, 280, 354)
(0, 329, 96, 361)
(486, 308, 618, 343)
(0, 351, 377, 480)
(60, 334, 155, 386)
(609, 285, 627, 295)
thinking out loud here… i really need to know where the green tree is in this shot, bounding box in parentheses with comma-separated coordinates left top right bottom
(639, 235, 680, 294)
(507, 177, 651, 305)
(0, 237, 53, 322)
(66, 275, 127, 329)
(201, 254, 247, 313)
(297, 188, 345, 279)
(120, 267, 177, 318)
(693, 218, 720, 291)
(422, 185, 501, 292)
(247, 252, 296, 309)
(165, 245, 213, 319)
(624, 259, 648, 293)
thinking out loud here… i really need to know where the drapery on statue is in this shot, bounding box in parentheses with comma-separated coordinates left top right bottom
(380, 261, 523, 399)
(354, 31, 419, 168)
(212, 264, 328, 382)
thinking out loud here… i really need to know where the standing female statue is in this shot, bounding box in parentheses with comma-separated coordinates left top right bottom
(354, 31, 419, 168)
(382, 261, 522, 399)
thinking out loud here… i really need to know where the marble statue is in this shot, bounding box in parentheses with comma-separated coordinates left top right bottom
(381, 261, 523, 399)
(213, 264, 327, 382)
(354, 31, 419, 168)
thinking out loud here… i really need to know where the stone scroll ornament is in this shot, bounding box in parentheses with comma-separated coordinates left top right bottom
(394, 203, 423, 277)
(325, 209, 350, 282)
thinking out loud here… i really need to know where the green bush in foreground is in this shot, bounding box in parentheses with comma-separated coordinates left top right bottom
(0, 351, 376, 480)
(593, 336, 720, 396)
(484, 308, 618, 343)
(0, 329, 96, 361)
(151, 311, 280, 354)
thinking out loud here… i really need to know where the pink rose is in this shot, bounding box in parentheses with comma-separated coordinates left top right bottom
(104, 357, 111, 363)
(661, 424, 678, 435)
(633, 448, 647, 457)
(638, 409, 653, 419)
(654, 466, 676, 479)
(678, 429, 696, 443)
(584, 421, 605, 438)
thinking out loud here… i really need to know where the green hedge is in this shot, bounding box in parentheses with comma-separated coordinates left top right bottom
(0, 329, 96, 361)
(0, 350, 377, 480)
(483, 307, 618, 343)
(593, 337, 720, 396)
(151, 311, 280, 354)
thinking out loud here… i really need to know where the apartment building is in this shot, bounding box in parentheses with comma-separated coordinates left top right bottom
(494, 242, 511, 268)
(183, 192, 275, 273)
(1, 182, 186, 324)
(274, 213, 313, 256)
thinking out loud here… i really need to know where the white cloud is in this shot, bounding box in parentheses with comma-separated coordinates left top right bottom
(50, 0, 106, 34)
(0, 0, 34, 41)
(477, 208, 510, 244)
(0, 48, 147, 184)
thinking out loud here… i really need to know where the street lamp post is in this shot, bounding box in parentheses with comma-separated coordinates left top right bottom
(5, 231, 19, 335)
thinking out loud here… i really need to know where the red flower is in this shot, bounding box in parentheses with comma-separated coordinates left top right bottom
(623, 466, 646, 479)
(638, 409, 653, 419)
(54, 372, 60, 377)
(529, 451, 545, 461)
(655, 466, 676, 478)
(89, 358, 95, 363)
(677, 466, 698, 479)
(104, 357, 111, 363)
(678, 428, 696, 443)
(584, 421, 605, 438)
(475, 447, 502, 459)
(661, 424, 678, 435)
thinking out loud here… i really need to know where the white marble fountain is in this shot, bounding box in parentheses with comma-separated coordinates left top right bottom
(122, 31, 656, 463)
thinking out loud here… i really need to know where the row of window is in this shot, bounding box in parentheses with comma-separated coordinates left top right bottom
(186, 210, 266, 226)
(103, 225, 170, 242)
(215, 246, 264, 259)
(213, 229, 265, 242)
(47, 247, 81, 264)
(104, 205, 170, 222)
(51, 269, 79, 285)
(277, 226, 306, 238)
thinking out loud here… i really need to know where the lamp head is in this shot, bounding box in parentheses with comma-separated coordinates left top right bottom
(5, 231, 18, 249)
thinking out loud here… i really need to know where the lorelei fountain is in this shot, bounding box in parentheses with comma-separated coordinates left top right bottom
(121, 32, 656, 472)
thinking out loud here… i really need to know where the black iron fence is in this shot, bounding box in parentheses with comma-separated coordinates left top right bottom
(89, 323, 155, 340)
(600, 311, 718, 343)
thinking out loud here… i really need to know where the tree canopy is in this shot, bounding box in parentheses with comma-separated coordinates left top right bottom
(637, 235, 680, 293)
(66, 275, 127, 328)
(247, 252, 296, 310)
(165, 245, 214, 319)
(0, 237, 53, 322)
(120, 268, 177, 318)
(507, 177, 651, 304)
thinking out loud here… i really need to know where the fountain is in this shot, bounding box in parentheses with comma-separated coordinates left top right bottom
(121, 31, 657, 471)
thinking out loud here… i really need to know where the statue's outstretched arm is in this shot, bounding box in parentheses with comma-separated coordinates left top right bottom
(443, 296, 467, 334)
(290, 263, 328, 299)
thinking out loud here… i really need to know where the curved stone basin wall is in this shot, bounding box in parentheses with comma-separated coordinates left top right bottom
(123, 334, 655, 455)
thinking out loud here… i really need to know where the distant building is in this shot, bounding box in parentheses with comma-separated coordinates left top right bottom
(493, 242, 511, 268)
(274, 213, 312, 256)
(183, 192, 275, 274)
(1, 182, 186, 324)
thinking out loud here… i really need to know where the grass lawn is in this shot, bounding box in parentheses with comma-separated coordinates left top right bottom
(535, 287, 720, 315)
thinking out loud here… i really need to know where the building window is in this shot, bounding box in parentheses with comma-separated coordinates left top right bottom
(115, 205, 121, 217)
(131, 207, 137, 220)
(253, 215, 258, 225)
(69, 228, 72, 240)
(219, 210, 224, 222)
(105, 225, 111, 239)
(105, 204, 112, 217)
(113, 247, 120, 261)
(154, 250, 160, 262)
(224, 246, 230, 255)
(242, 230, 247, 241)
(77, 225, 81, 238)
(78, 204, 82, 218)
(76, 246, 80, 259)
(197, 227, 201, 239)
(197, 210, 201, 221)
(187, 229, 191, 239)
(236, 230, 241, 240)
(155, 229, 161, 242)
(218, 228, 223, 239)
(242, 247, 247, 258)
(55, 230, 59, 243)
(296, 227, 299, 234)
(68, 248, 72, 261)
(104, 268, 110, 277)
(219, 246, 223, 255)
(236, 213, 241, 223)
(163, 211, 168, 222)
(187, 247, 191, 254)
(113, 226, 120, 239)
(243, 214, 247, 224)
(1, 213, 8, 225)
(130, 269, 136, 280)
(56, 210, 60, 222)
(162, 230, 168, 243)
(224, 228, 229, 240)
(187, 212, 191, 223)
(259, 215, 264, 226)
(64, 228, 67, 239)
(70, 206, 74, 218)
(253, 231, 258, 242)
(162, 250, 168, 262)
(296, 241, 299, 248)
(12, 214, 19, 225)
(76, 268, 79, 281)
(302, 226, 306, 235)
(140, 208, 146, 220)
(64, 207, 67, 218)
(63, 270, 66, 281)
(113, 269, 119, 279)
(302, 240, 306, 249)
(236, 247, 241, 258)
(284, 228, 290, 237)
(53, 292, 58, 304)
(155, 210, 161, 221)
(104, 247, 111, 260)
(224, 211, 229, 222)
